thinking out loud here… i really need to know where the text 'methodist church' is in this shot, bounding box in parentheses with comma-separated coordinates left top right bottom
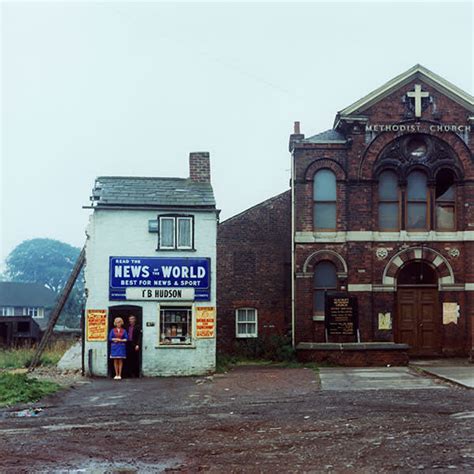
(217, 64, 474, 364)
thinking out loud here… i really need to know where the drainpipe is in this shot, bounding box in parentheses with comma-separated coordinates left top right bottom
(289, 122, 304, 350)
(291, 147, 296, 349)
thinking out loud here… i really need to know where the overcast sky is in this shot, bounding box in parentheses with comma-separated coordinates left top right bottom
(1, 1, 473, 263)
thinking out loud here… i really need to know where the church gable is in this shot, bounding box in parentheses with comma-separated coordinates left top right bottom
(336, 64, 473, 125)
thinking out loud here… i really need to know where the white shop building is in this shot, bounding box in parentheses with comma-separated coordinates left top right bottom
(83, 152, 218, 376)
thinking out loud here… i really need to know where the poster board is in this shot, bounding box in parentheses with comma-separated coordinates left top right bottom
(86, 309, 108, 341)
(196, 307, 216, 338)
(325, 293, 358, 336)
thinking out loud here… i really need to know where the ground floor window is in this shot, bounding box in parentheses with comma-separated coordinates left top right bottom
(236, 308, 257, 338)
(159, 306, 192, 345)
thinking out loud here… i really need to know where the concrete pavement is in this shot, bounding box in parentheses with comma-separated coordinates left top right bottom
(319, 367, 447, 391)
(410, 359, 474, 389)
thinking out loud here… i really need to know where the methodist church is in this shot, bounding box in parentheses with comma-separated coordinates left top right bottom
(217, 64, 474, 364)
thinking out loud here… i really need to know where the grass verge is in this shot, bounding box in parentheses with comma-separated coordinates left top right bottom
(216, 355, 320, 373)
(0, 373, 60, 407)
(0, 340, 73, 369)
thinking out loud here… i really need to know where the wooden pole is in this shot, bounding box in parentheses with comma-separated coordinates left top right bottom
(28, 246, 86, 372)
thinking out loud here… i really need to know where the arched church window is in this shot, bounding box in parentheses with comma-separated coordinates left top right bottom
(378, 170, 400, 231)
(435, 169, 456, 231)
(313, 261, 337, 315)
(406, 171, 428, 231)
(313, 170, 336, 231)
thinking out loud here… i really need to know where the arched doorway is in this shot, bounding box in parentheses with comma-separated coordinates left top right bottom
(396, 261, 441, 356)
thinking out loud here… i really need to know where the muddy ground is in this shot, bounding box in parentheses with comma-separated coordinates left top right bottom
(0, 366, 473, 472)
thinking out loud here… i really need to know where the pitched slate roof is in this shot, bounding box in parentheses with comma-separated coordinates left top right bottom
(302, 129, 347, 144)
(90, 177, 216, 208)
(0, 282, 57, 307)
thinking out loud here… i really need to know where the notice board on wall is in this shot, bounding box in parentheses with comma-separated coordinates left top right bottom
(86, 309, 108, 341)
(196, 307, 216, 338)
(325, 293, 359, 336)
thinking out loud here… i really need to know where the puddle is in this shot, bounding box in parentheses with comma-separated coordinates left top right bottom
(49, 458, 182, 473)
(451, 411, 474, 420)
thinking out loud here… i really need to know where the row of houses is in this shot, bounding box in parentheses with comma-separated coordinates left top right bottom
(81, 65, 473, 377)
(3, 65, 471, 375)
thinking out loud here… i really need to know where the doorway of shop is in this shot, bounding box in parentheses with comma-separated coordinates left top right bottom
(108, 305, 143, 378)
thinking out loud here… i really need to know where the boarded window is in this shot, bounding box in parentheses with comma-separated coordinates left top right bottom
(313, 261, 337, 314)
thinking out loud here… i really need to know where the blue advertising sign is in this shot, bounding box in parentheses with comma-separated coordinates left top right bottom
(109, 257, 211, 301)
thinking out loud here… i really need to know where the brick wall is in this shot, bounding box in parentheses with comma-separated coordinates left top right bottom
(217, 191, 291, 353)
(293, 75, 474, 357)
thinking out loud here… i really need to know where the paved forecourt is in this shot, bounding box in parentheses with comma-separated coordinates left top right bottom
(319, 367, 448, 391)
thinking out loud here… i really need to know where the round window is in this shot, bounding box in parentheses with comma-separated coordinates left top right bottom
(407, 137, 427, 158)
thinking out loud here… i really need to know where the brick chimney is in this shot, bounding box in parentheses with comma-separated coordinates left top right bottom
(289, 121, 304, 152)
(189, 152, 211, 183)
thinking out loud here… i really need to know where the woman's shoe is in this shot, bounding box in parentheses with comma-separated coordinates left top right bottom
(117, 376, 122, 380)
(114, 375, 120, 380)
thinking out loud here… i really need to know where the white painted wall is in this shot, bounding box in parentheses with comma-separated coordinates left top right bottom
(84, 208, 217, 377)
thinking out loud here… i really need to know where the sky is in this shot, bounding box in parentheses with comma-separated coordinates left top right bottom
(1, 1, 473, 264)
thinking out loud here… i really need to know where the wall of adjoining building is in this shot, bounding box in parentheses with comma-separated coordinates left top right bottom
(217, 191, 292, 354)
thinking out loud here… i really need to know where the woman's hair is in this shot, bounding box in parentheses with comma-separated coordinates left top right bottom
(114, 317, 124, 327)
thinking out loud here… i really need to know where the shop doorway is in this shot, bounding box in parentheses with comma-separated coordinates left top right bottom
(108, 305, 143, 378)
(396, 261, 441, 356)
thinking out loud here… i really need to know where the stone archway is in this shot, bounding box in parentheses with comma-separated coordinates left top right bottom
(382, 246, 454, 289)
(395, 260, 441, 356)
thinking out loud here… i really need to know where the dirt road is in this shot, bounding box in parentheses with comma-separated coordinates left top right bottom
(0, 366, 473, 472)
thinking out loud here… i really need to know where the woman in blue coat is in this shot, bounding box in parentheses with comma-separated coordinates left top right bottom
(109, 317, 128, 379)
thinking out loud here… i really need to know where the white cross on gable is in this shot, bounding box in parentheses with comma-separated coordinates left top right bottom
(407, 84, 429, 118)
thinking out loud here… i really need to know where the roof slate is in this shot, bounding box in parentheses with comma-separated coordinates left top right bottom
(302, 129, 347, 143)
(0, 282, 57, 307)
(90, 177, 216, 208)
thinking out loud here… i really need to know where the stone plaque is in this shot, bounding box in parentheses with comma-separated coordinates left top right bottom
(325, 293, 358, 336)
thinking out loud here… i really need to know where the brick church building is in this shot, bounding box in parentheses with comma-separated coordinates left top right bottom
(218, 65, 473, 363)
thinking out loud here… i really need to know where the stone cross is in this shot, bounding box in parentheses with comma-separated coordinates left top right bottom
(407, 84, 429, 117)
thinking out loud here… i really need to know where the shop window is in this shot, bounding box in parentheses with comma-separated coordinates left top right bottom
(158, 216, 193, 250)
(378, 171, 400, 230)
(435, 170, 456, 231)
(159, 307, 192, 345)
(406, 171, 428, 230)
(235, 308, 257, 338)
(313, 170, 337, 231)
(313, 261, 337, 315)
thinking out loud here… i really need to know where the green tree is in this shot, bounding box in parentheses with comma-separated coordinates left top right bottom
(5, 238, 84, 328)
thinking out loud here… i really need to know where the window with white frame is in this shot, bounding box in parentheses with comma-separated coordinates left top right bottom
(158, 216, 193, 250)
(23, 307, 43, 318)
(236, 308, 258, 338)
(159, 306, 193, 345)
(0, 307, 14, 316)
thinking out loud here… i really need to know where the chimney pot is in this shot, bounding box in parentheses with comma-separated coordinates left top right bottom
(294, 121, 301, 134)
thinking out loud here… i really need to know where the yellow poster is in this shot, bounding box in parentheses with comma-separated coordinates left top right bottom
(196, 307, 216, 338)
(378, 312, 392, 330)
(86, 309, 108, 341)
